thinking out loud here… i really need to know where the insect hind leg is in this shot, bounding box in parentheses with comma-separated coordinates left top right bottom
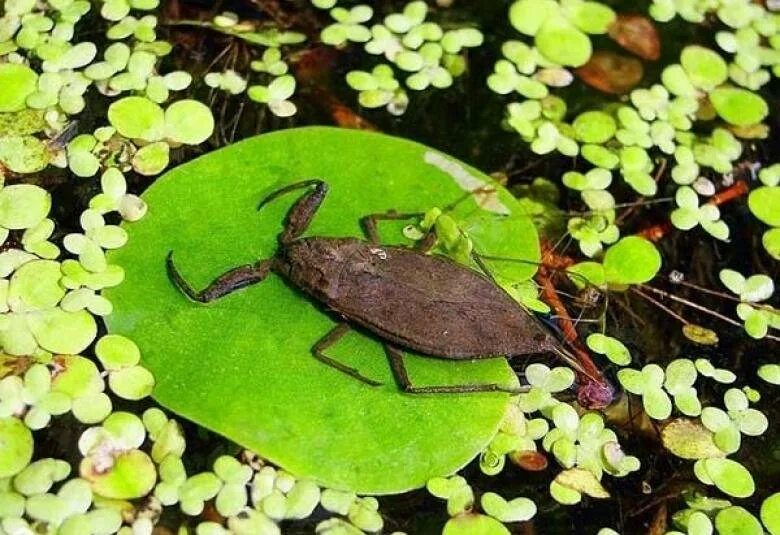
(312, 323, 383, 386)
(384, 344, 525, 395)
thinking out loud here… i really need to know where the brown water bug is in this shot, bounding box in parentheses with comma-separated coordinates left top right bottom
(166, 179, 592, 394)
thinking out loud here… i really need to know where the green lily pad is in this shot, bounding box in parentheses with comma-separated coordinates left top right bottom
(104, 127, 537, 494)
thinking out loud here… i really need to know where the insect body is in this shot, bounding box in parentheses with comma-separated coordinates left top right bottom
(167, 179, 573, 394)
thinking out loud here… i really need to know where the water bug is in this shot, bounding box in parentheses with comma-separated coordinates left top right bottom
(166, 179, 586, 394)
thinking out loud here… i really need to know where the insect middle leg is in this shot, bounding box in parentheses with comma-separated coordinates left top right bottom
(312, 323, 382, 386)
(166, 252, 273, 303)
(384, 344, 525, 395)
(360, 211, 438, 252)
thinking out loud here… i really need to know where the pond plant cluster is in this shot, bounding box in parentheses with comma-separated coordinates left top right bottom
(0, 0, 778, 533)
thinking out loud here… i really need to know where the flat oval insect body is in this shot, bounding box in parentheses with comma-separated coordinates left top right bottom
(278, 237, 559, 359)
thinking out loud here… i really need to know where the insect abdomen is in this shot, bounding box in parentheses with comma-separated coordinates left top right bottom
(293, 239, 558, 358)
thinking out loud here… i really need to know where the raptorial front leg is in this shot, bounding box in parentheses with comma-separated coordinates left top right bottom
(384, 344, 526, 395)
(166, 252, 272, 303)
(312, 323, 383, 386)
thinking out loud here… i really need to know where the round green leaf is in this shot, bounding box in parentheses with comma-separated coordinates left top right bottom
(567, 1, 616, 34)
(573, 111, 616, 144)
(762, 229, 780, 260)
(0, 135, 50, 173)
(27, 308, 97, 355)
(509, 0, 559, 35)
(748, 186, 780, 227)
(442, 514, 509, 535)
(761, 493, 780, 535)
(758, 364, 780, 385)
(164, 99, 215, 145)
(702, 458, 755, 498)
(0, 64, 38, 113)
(0, 417, 33, 477)
(132, 141, 170, 176)
(680, 46, 728, 90)
(104, 127, 530, 494)
(535, 16, 592, 67)
(80, 450, 156, 499)
(107, 96, 165, 141)
(0, 184, 51, 229)
(715, 506, 764, 535)
(709, 87, 769, 126)
(603, 236, 661, 285)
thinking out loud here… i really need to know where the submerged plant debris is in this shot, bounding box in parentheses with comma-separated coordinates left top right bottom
(0, 0, 778, 534)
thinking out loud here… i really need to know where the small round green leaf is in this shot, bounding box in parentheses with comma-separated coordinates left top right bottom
(603, 236, 661, 285)
(715, 506, 764, 535)
(680, 46, 728, 90)
(0, 64, 38, 112)
(164, 100, 214, 145)
(761, 493, 780, 535)
(108, 96, 165, 141)
(748, 186, 780, 227)
(709, 87, 769, 126)
(702, 458, 755, 498)
(0, 417, 33, 477)
(535, 16, 592, 67)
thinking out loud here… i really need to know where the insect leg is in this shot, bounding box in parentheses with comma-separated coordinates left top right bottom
(257, 180, 329, 245)
(312, 323, 383, 386)
(384, 344, 526, 395)
(166, 252, 272, 303)
(360, 211, 425, 244)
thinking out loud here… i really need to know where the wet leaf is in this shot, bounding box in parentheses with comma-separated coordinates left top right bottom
(607, 14, 660, 60)
(576, 50, 643, 94)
